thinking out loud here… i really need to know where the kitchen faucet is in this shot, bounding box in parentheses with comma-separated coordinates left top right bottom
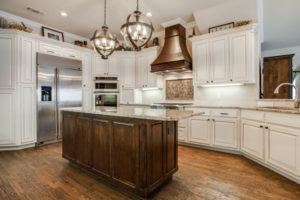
(274, 83, 300, 108)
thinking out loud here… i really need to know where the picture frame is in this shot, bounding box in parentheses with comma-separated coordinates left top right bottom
(42, 26, 64, 42)
(209, 22, 235, 33)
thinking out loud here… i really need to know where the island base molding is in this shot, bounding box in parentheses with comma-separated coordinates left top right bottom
(61, 111, 178, 198)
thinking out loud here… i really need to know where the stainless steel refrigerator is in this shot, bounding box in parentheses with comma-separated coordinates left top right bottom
(37, 53, 82, 145)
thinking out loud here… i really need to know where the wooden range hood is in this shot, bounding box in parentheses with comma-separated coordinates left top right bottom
(151, 23, 192, 73)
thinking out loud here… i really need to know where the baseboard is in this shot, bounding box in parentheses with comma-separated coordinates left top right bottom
(0, 143, 36, 151)
(179, 142, 241, 155)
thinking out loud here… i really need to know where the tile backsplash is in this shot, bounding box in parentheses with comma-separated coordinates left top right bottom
(166, 78, 193, 100)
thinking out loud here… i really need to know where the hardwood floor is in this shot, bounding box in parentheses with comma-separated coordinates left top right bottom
(0, 143, 299, 200)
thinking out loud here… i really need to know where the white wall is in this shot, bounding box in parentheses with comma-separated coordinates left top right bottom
(0, 10, 90, 46)
(193, 0, 258, 34)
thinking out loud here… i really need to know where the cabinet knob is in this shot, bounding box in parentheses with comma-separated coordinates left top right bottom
(211, 80, 213, 83)
(259, 125, 263, 128)
(265, 126, 269, 129)
(230, 79, 233, 82)
(206, 81, 209, 83)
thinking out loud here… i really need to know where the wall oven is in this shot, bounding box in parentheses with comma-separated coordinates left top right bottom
(93, 77, 119, 107)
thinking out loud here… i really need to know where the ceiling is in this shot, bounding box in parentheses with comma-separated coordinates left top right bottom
(0, 0, 228, 38)
(262, 0, 300, 50)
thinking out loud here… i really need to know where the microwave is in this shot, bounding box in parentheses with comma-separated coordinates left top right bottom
(94, 76, 119, 93)
(94, 92, 119, 107)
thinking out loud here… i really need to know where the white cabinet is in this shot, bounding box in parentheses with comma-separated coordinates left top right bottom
(193, 40, 210, 85)
(38, 42, 62, 56)
(136, 47, 161, 89)
(62, 47, 81, 60)
(0, 91, 15, 145)
(0, 34, 16, 89)
(120, 54, 136, 89)
(20, 37, 36, 84)
(93, 55, 119, 77)
(192, 24, 258, 86)
(210, 36, 229, 83)
(120, 89, 134, 104)
(20, 85, 36, 144)
(178, 118, 188, 142)
(82, 52, 93, 110)
(241, 120, 265, 160)
(212, 118, 238, 149)
(265, 125, 300, 176)
(189, 116, 211, 145)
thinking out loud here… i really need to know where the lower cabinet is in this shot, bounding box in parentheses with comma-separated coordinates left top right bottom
(0, 91, 15, 145)
(212, 118, 238, 149)
(189, 116, 211, 145)
(265, 125, 300, 176)
(62, 112, 178, 198)
(241, 119, 265, 161)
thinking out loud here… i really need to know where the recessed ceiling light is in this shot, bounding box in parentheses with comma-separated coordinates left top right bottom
(60, 11, 68, 17)
(146, 12, 152, 17)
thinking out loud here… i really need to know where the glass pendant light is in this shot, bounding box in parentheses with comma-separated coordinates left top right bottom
(121, 0, 154, 51)
(91, 0, 118, 59)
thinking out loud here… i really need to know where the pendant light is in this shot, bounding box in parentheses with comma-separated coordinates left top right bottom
(120, 0, 154, 51)
(91, 0, 118, 59)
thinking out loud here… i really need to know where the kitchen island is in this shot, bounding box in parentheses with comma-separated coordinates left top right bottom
(61, 106, 197, 198)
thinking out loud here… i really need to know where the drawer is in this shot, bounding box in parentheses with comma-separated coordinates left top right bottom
(62, 47, 81, 59)
(211, 109, 239, 118)
(265, 112, 300, 129)
(186, 108, 210, 116)
(39, 42, 62, 56)
(241, 110, 264, 122)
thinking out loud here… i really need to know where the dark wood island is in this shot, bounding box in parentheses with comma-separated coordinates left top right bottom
(61, 106, 196, 199)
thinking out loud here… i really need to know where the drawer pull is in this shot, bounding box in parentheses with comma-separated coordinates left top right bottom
(70, 55, 76, 58)
(47, 50, 55, 54)
(220, 113, 229, 115)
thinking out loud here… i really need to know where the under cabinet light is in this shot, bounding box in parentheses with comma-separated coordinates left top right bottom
(201, 83, 244, 88)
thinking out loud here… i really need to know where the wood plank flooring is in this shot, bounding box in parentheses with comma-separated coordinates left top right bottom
(0, 143, 299, 200)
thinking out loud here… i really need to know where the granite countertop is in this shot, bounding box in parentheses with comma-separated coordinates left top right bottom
(60, 106, 200, 121)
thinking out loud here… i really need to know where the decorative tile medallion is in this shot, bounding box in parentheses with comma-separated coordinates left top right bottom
(166, 79, 193, 100)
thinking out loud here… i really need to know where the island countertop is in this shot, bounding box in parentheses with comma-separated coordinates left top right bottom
(60, 106, 199, 121)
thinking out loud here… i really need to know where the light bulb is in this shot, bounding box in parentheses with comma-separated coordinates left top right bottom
(137, 24, 141, 31)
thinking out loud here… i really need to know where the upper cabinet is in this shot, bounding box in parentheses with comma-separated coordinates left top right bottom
(93, 54, 119, 77)
(119, 53, 136, 89)
(136, 47, 162, 89)
(192, 24, 258, 86)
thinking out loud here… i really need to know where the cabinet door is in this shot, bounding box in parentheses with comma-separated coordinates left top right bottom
(111, 121, 138, 188)
(76, 117, 92, 167)
(20, 37, 36, 84)
(166, 121, 177, 173)
(265, 125, 300, 176)
(136, 54, 147, 88)
(61, 47, 81, 60)
(178, 119, 188, 142)
(38, 42, 61, 56)
(94, 56, 108, 76)
(0, 35, 16, 89)
(108, 55, 119, 76)
(120, 89, 134, 104)
(210, 36, 229, 83)
(212, 118, 238, 149)
(121, 55, 136, 88)
(82, 52, 93, 110)
(0, 91, 15, 145)
(241, 120, 264, 160)
(62, 114, 77, 161)
(145, 51, 158, 88)
(92, 119, 110, 177)
(230, 32, 248, 82)
(188, 117, 211, 145)
(20, 85, 36, 144)
(193, 40, 210, 85)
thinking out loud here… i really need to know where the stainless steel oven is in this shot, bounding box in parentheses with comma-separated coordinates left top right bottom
(93, 77, 119, 107)
(94, 93, 119, 107)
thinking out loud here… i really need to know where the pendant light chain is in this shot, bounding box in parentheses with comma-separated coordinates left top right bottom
(104, 0, 107, 26)
(136, 0, 139, 11)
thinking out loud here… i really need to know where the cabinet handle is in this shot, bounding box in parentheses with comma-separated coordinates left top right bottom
(207, 119, 210, 121)
(230, 79, 233, 82)
(211, 80, 213, 83)
(206, 81, 209, 83)
(70, 55, 76, 58)
(265, 126, 269, 129)
(47, 50, 55, 54)
(259, 125, 264, 128)
(220, 113, 229, 115)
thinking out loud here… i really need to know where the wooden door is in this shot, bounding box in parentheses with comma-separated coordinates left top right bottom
(62, 114, 77, 161)
(92, 119, 110, 177)
(111, 121, 139, 188)
(75, 116, 92, 167)
(263, 55, 294, 99)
